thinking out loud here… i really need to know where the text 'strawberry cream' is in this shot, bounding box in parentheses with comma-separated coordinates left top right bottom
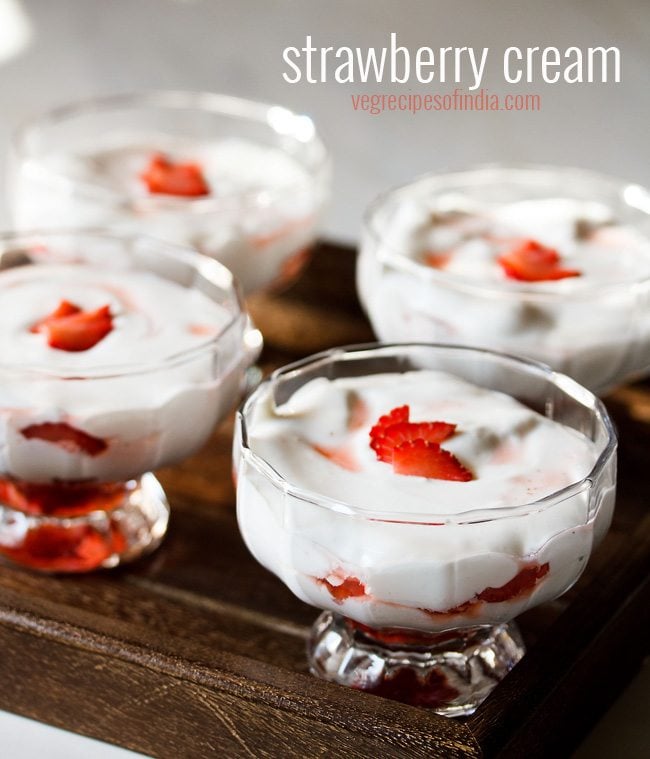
(358, 166, 650, 393)
(10, 92, 330, 294)
(234, 344, 616, 715)
(0, 231, 261, 573)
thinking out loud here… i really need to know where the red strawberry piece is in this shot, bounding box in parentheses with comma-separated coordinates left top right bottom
(33, 302, 113, 352)
(423, 251, 452, 269)
(5, 523, 122, 572)
(477, 561, 550, 603)
(369, 405, 410, 441)
(141, 153, 210, 197)
(392, 439, 473, 481)
(0, 477, 124, 516)
(20, 422, 108, 456)
(498, 238, 581, 282)
(371, 420, 457, 463)
(29, 300, 81, 333)
(318, 575, 367, 602)
(362, 666, 460, 709)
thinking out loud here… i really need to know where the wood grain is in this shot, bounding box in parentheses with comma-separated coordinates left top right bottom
(0, 242, 647, 758)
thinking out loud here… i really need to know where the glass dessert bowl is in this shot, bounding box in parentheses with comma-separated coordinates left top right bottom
(358, 165, 650, 394)
(0, 230, 261, 572)
(234, 343, 616, 716)
(10, 90, 330, 294)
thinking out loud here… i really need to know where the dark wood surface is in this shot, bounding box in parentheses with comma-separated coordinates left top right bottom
(0, 242, 647, 758)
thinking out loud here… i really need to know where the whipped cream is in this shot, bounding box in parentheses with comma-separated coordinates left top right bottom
(13, 134, 325, 293)
(384, 197, 650, 286)
(40, 135, 311, 200)
(0, 263, 230, 369)
(237, 371, 615, 632)
(358, 195, 650, 392)
(0, 262, 251, 483)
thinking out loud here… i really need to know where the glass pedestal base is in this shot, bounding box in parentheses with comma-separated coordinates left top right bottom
(0, 473, 169, 572)
(308, 612, 525, 716)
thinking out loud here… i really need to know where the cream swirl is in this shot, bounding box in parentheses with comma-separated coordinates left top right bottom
(0, 263, 231, 370)
(246, 371, 599, 515)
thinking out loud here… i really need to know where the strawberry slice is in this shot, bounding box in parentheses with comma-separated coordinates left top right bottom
(4, 523, 125, 572)
(392, 440, 473, 481)
(318, 575, 367, 602)
(32, 301, 113, 352)
(498, 239, 581, 282)
(29, 300, 81, 333)
(141, 153, 210, 197)
(477, 561, 550, 603)
(369, 405, 410, 441)
(20, 422, 107, 456)
(371, 421, 457, 463)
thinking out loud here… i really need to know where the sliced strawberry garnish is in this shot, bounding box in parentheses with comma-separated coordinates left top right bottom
(29, 300, 81, 333)
(498, 239, 581, 282)
(141, 153, 210, 197)
(369, 405, 472, 480)
(392, 439, 473, 481)
(32, 302, 113, 352)
(20, 422, 107, 456)
(371, 421, 457, 463)
(369, 405, 410, 440)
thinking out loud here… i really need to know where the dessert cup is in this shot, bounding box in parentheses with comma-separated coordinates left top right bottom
(0, 230, 261, 572)
(234, 343, 616, 715)
(358, 165, 650, 393)
(10, 91, 330, 294)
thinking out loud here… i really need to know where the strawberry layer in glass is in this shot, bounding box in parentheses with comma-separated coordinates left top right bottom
(11, 92, 329, 294)
(358, 166, 650, 393)
(236, 363, 615, 633)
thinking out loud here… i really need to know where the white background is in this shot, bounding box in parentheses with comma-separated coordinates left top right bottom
(0, 1, 647, 756)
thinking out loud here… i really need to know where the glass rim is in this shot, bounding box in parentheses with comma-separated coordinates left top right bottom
(12, 89, 330, 210)
(237, 341, 617, 525)
(0, 228, 256, 380)
(362, 162, 650, 300)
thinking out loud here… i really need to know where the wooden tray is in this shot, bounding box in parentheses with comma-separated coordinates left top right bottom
(0, 242, 648, 758)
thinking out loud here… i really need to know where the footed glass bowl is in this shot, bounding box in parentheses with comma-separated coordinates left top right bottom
(10, 91, 330, 294)
(358, 165, 650, 393)
(0, 230, 261, 572)
(234, 343, 616, 716)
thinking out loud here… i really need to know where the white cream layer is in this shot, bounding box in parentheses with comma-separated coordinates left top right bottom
(381, 196, 650, 286)
(0, 263, 231, 370)
(0, 263, 248, 482)
(40, 134, 312, 199)
(247, 371, 598, 514)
